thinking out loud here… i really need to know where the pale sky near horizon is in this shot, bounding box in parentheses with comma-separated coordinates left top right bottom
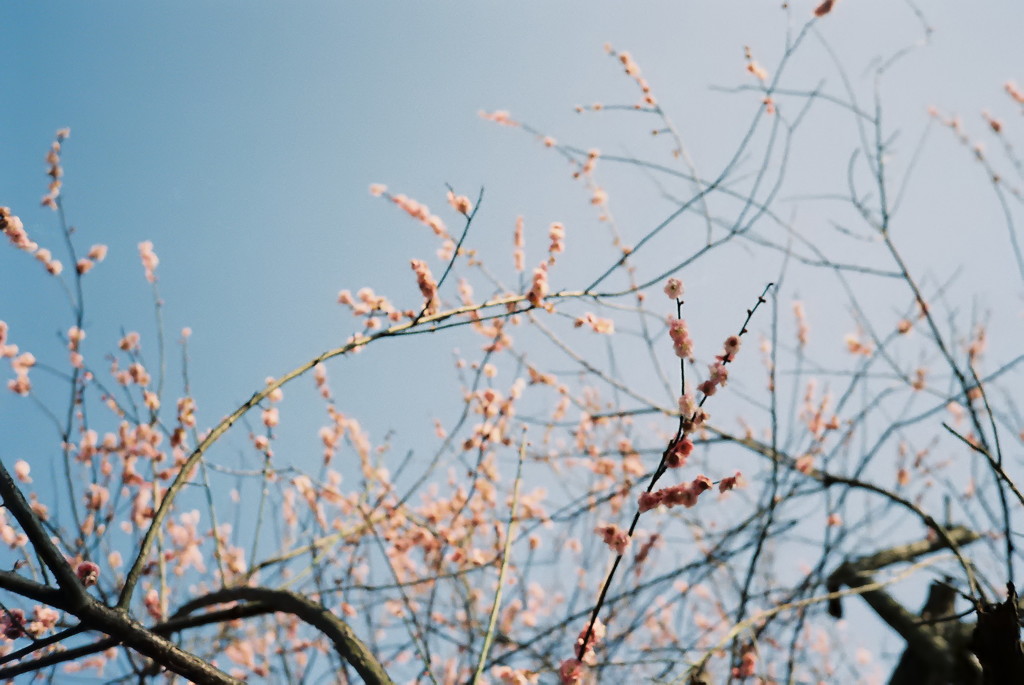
(2, 2, 1023, 680)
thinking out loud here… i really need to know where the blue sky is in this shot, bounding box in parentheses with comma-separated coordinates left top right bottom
(5, 1, 1020, 428)
(3, 1, 1024, 680)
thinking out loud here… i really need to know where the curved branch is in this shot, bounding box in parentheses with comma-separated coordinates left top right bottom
(175, 587, 393, 685)
(0, 601, 269, 678)
(119, 289, 599, 610)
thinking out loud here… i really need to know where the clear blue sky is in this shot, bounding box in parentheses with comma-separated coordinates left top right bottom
(4, 1, 1019, 444)
(2, 2, 1023, 680)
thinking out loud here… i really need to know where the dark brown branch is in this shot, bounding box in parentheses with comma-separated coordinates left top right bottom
(175, 587, 393, 685)
(0, 459, 239, 684)
(827, 527, 983, 683)
(0, 459, 84, 605)
(971, 582, 1024, 684)
(0, 601, 269, 678)
(0, 569, 64, 607)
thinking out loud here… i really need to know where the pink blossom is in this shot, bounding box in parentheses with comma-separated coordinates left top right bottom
(793, 301, 809, 345)
(667, 316, 694, 359)
(548, 222, 565, 257)
(513, 216, 525, 272)
(594, 523, 629, 555)
(813, 0, 837, 17)
(263, 377, 283, 403)
(558, 659, 583, 684)
(76, 561, 99, 586)
(720, 335, 741, 361)
(262, 407, 280, 428)
(732, 643, 758, 678)
(446, 191, 472, 215)
(573, 313, 614, 334)
(410, 259, 440, 314)
(707, 361, 729, 389)
(67, 326, 86, 351)
(719, 471, 744, 493)
(87, 244, 108, 261)
(128, 362, 150, 386)
(479, 109, 518, 126)
(27, 606, 59, 637)
(638, 490, 664, 513)
(138, 241, 159, 283)
(678, 392, 697, 418)
(144, 588, 162, 621)
(119, 332, 140, 351)
(745, 46, 769, 81)
(0, 208, 38, 253)
(368, 183, 387, 197)
(663, 277, 684, 299)
(664, 437, 693, 468)
(177, 397, 196, 427)
(493, 665, 540, 684)
(642, 475, 714, 513)
(1, 608, 26, 639)
(1006, 81, 1024, 105)
(572, 616, 605, 665)
(13, 460, 31, 483)
(84, 484, 110, 511)
(142, 390, 160, 411)
(8, 375, 31, 395)
(527, 262, 549, 307)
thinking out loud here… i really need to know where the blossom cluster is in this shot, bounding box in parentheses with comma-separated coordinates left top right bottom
(446, 190, 472, 215)
(77, 243, 108, 275)
(547, 222, 565, 261)
(744, 46, 769, 82)
(370, 183, 458, 262)
(668, 316, 694, 359)
(40, 128, 69, 209)
(641, 282, 748, 516)
(76, 560, 100, 586)
(696, 334, 740, 397)
(512, 216, 525, 272)
(478, 109, 518, 127)
(3, 321, 35, 396)
(409, 259, 440, 315)
(594, 523, 629, 555)
(604, 45, 658, 108)
(138, 240, 159, 283)
(638, 474, 712, 512)
(527, 262, 549, 307)
(560, 618, 606, 684)
(1, 206, 63, 275)
(1, 605, 59, 640)
(573, 312, 614, 334)
(732, 642, 758, 678)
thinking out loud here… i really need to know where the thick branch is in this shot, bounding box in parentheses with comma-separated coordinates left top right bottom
(827, 527, 981, 680)
(0, 602, 270, 678)
(0, 459, 84, 605)
(0, 569, 64, 607)
(971, 583, 1024, 684)
(176, 587, 393, 685)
